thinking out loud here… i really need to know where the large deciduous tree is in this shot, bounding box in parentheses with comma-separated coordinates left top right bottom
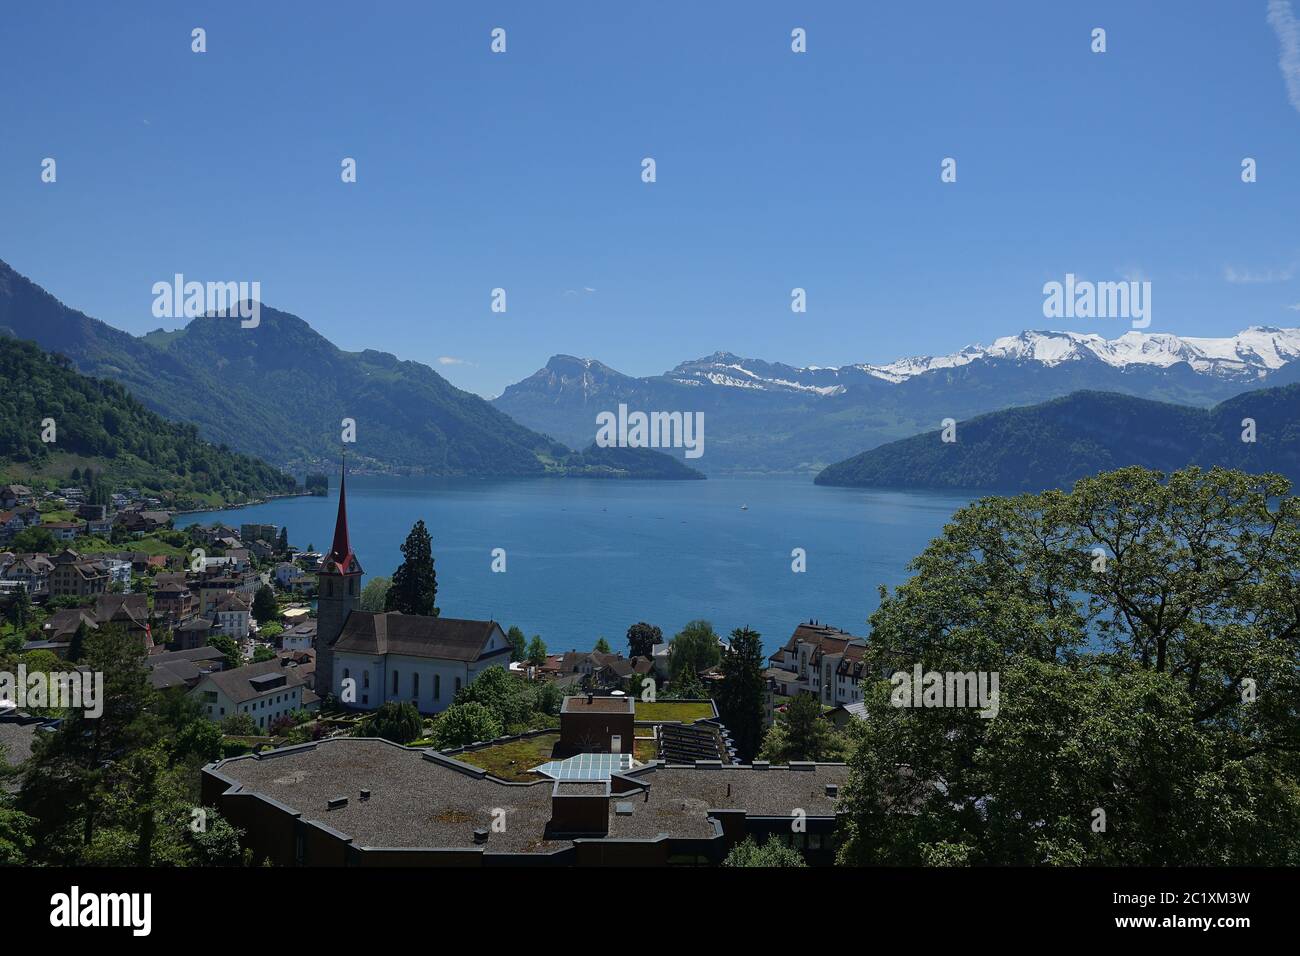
(626, 621, 663, 658)
(838, 466, 1300, 866)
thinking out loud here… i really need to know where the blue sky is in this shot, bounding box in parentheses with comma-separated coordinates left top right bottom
(3, 1, 1299, 396)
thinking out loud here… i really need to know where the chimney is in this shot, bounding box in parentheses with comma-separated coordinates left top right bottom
(587, 692, 593, 704)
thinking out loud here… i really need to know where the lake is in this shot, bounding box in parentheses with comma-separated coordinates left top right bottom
(177, 477, 973, 659)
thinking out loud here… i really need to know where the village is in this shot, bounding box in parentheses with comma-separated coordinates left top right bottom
(1, 469, 876, 867)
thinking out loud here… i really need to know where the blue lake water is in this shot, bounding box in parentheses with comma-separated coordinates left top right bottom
(178, 477, 973, 659)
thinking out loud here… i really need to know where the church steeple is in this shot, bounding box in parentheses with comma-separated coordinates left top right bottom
(323, 457, 361, 575)
(316, 457, 363, 706)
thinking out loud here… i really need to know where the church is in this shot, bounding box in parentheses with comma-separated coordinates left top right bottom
(315, 462, 513, 714)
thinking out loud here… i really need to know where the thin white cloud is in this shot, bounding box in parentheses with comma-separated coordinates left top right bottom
(437, 355, 475, 366)
(1268, 0, 1300, 114)
(1286, 302, 1300, 311)
(1224, 262, 1297, 283)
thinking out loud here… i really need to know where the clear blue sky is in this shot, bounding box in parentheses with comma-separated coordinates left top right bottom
(2, 1, 1299, 396)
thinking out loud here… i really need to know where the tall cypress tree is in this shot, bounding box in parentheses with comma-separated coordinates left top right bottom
(384, 519, 439, 617)
(717, 626, 767, 762)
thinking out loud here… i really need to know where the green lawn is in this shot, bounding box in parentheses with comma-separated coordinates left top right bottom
(444, 732, 561, 781)
(634, 738, 657, 762)
(634, 701, 714, 723)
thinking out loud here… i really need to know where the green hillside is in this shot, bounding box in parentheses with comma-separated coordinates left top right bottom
(815, 388, 1300, 493)
(0, 336, 298, 508)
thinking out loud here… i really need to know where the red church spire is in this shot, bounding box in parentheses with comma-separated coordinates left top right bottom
(325, 456, 361, 575)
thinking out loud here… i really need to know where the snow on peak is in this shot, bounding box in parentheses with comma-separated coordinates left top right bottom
(857, 327, 1300, 382)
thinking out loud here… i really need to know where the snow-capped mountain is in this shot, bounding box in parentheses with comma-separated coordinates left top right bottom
(671, 328, 1300, 391)
(493, 326, 1300, 476)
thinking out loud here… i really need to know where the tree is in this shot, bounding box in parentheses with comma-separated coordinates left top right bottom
(252, 646, 276, 663)
(526, 635, 547, 667)
(537, 680, 565, 716)
(760, 692, 839, 763)
(4, 587, 32, 630)
(18, 625, 161, 861)
(360, 576, 391, 613)
(454, 666, 533, 727)
(251, 585, 279, 623)
(668, 620, 720, 681)
(666, 669, 707, 700)
(384, 520, 439, 617)
(207, 634, 242, 670)
(838, 466, 1300, 866)
(275, 526, 289, 556)
(594, 637, 611, 653)
(626, 621, 662, 658)
(66, 620, 91, 664)
(506, 625, 527, 663)
(367, 701, 423, 744)
(0, 802, 35, 866)
(220, 713, 260, 736)
(717, 627, 766, 761)
(431, 702, 503, 750)
(9, 527, 57, 553)
(723, 835, 807, 867)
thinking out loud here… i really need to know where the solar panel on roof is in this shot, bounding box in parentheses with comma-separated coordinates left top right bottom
(531, 752, 635, 780)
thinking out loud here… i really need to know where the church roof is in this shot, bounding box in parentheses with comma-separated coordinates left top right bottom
(334, 612, 506, 662)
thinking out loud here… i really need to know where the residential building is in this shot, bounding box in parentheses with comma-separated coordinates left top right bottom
(147, 646, 227, 692)
(274, 562, 304, 588)
(213, 594, 252, 639)
(278, 619, 316, 652)
(1, 553, 53, 597)
(241, 523, 278, 544)
(173, 615, 214, 651)
(768, 621, 869, 707)
(154, 581, 194, 621)
(41, 520, 84, 542)
(115, 510, 171, 536)
(0, 485, 33, 509)
(49, 549, 108, 598)
(191, 658, 308, 730)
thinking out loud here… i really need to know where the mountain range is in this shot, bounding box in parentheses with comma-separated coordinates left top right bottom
(493, 329, 1300, 475)
(0, 260, 701, 481)
(814, 386, 1300, 493)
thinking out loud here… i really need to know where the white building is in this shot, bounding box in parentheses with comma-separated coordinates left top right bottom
(768, 621, 869, 708)
(274, 562, 304, 588)
(191, 659, 307, 730)
(213, 594, 251, 639)
(329, 612, 512, 714)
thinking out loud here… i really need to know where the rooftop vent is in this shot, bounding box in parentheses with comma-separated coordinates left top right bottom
(473, 828, 490, 844)
(359, 789, 371, 801)
(326, 796, 348, 810)
(825, 783, 839, 797)
(615, 802, 634, 816)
